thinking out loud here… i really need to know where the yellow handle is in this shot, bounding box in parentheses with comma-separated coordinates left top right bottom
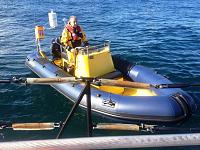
(26, 77, 77, 84)
(12, 123, 55, 130)
(94, 123, 140, 131)
(99, 79, 151, 89)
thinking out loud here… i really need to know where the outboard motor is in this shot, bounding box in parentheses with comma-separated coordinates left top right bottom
(51, 37, 62, 59)
(112, 55, 135, 78)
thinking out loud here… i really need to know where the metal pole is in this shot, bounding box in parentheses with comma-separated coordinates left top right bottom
(86, 80, 92, 137)
(56, 84, 88, 139)
(1, 133, 200, 149)
(36, 39, 40, 52)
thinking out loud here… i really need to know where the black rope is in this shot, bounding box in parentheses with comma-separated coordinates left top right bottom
(0, 77, 26, 84)
(0, 121, 12, 129)
(0, 79, 11, 83)
(154, 83, 200, 89)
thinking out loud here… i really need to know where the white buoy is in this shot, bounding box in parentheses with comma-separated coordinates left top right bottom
(48, 10, 58, 28)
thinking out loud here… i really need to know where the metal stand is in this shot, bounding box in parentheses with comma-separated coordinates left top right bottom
(36, 39, 41, 52)
(56, 78, 93, 139)
(86, 80, 92, 137)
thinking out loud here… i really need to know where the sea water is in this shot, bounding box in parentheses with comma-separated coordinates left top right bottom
(0, 0, 200, 149)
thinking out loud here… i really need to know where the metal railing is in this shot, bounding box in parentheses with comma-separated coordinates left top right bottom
(0, 133, 200, 149)
(76, 40, 110, 55)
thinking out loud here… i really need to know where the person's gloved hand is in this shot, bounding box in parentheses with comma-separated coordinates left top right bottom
(66, 46, 72, 51)
(71, 48, 78, 55)
(77, 32, 83, 38)
(73, 28, 83, 38)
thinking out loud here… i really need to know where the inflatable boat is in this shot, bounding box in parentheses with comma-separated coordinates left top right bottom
(26, 41, 196, 124)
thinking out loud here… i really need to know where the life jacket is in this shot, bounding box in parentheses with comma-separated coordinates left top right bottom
(66, 24, 83, 41)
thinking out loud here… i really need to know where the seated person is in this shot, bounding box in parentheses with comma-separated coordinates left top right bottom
(60, 16, 89, 65)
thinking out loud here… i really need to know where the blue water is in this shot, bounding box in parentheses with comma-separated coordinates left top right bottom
(0, 0, 200, 149)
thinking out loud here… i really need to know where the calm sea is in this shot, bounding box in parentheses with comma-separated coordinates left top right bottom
(0, 0, 200, 149)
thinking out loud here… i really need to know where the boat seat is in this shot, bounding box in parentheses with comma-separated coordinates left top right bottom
(100, 70, 122, 79)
